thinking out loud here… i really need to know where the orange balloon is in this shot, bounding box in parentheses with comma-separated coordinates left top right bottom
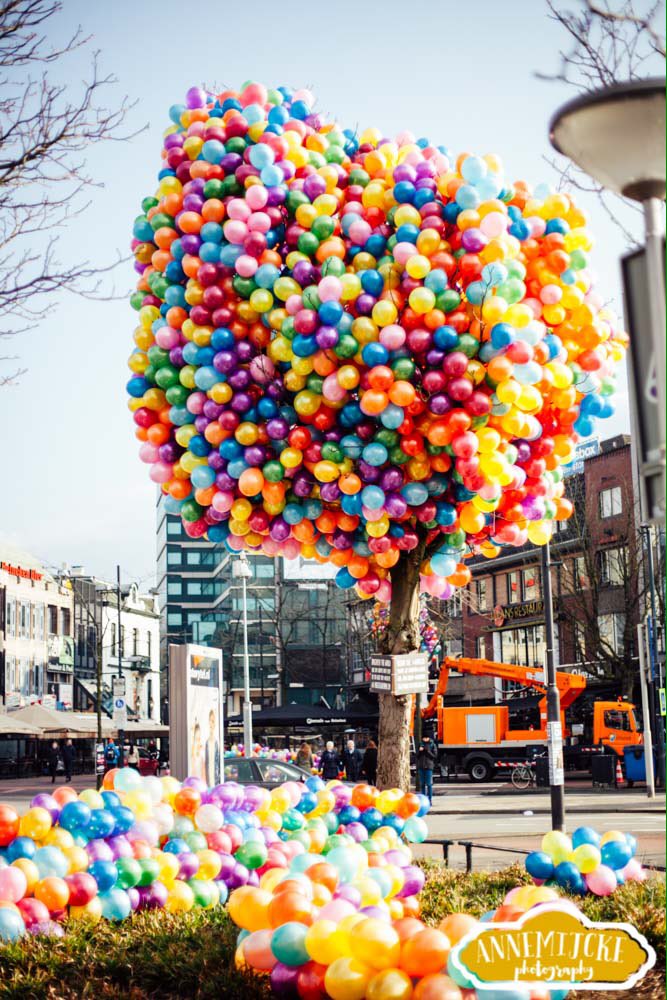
(173, 787, 201, 816)
(52, 786, 78, 806)
(239, 468, 264, 497)
(396, 793, 421, 819)
(268, 890, 313, 928)
(351, 784, 378, 810)
(388, 381, 416, 407)
(34, 876, 69, 913)
(307, 862, 339, 893)
(437, 914, 478, 945)
(413, 974, 463, 1000)
(393, 917, 426, 943)
(400, 928, 451, 977)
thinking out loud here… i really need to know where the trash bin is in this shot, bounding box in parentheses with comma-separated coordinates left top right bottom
(623, 745, 649, 786)
(591, 754, 616, 787)
(535, 757, 550, 788)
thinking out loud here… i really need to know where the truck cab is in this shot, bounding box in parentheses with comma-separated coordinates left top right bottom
(592, 700, 642, 754)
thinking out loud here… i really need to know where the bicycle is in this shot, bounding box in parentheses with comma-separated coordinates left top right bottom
(510, 761, 536, 789)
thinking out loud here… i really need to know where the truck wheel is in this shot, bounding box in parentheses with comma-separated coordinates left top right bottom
(467, 759, 493, 782)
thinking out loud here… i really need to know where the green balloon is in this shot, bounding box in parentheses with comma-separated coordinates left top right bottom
(141, 196, 159, 214)
(235, 841, 268, 870)
(115, 858, 141, 890)
(458, 333, 479, 358)
(263, 461, 284, 483)
(311, 216, 335, 241)
(297, 232, 320, 257)
(185, 831, 207, 853)
(181, 500, 204, 523)
(130, 291, 145, 311)
(333, 334, 358, 359)
(188, 878, 217, 908)
(321, 257, 346, 277)
(203, 179, 225, 200)
(288, 830, 311, 850)
(172, 816, 194, 838)
(301, 287, 321, 311)
(321, 442, 343, 463)
(391, 357, 415, 380)
(137, 858, 160, 887)
(439, 289, 461, 312)
(225, 137, 246, 155)
(166, 385, 189, 406)
(149, 212, 174, 232)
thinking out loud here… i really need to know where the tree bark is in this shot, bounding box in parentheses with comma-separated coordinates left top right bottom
(376, 541, 425, 791)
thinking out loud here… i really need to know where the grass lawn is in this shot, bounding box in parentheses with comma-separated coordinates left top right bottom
(0, 864, 662, 1000)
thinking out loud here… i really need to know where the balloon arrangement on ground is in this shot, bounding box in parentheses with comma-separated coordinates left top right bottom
(526, 827, 645, 897)
(0, 771, 430, 943)
(371, 594, 441, 658)
(127, 82, 627, 604)
(232, 872, 572, 1000)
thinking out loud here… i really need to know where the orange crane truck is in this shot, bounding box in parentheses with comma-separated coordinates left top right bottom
(422, 656, 642, 782)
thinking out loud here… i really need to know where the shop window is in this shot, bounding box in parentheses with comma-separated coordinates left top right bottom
(599, 486, 622, 518)
(500, 625, 545, 667)
(476, 578, 488, 612)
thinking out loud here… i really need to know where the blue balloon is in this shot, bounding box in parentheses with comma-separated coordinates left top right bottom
(572, 826, 600, 849)
(555, 861, 586, 894)
(111, 806, 136, 836)
(6, 837, 36, 862)
(360, 808, 383, 832)
(0, 907, 24, 941)
(89, 860, 118, 893)
(601, 840, 633, 870)
(625, 833, 638, 855)
(163, 838, 190, 855)
(525, 851, 555, 881)
(99, 887, 131, 921)
(338, 805, 361, 825)
(33, 846, 68, 879)
(305, 776, 324, 794)
(59, 801, 91, 832)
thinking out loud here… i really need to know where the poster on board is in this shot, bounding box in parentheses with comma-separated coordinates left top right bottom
(169, 644, 223, 784)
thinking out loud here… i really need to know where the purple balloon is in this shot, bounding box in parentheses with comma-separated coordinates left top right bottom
(217, 853, 236, 882)
(345, 822, 369, 843)
(333, 884, 362, 907)
(127, 887, 140, 911)
(360, 905, 391, 921)
(86, 840, 114, 863)
(107, 835, 133, 860)
(397, 865, 425, 898)
(30, 794, 59, 822)
(178, 854, 200, 880)
(270, 962, 300, 998)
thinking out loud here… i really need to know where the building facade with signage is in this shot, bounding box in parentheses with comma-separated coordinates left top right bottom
(460, 435, 650, 702)
(66, 569, 161, 722)
(0, 544, 74, 708)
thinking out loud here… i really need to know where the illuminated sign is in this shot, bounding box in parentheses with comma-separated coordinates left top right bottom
(1, 562, 43, 581)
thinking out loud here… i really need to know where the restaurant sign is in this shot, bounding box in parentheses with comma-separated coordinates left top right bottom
(493, 600, 545, 627)
(1, 562, 42, 581)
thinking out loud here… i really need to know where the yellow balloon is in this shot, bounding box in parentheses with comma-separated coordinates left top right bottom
(165, 880, 195, 914)
(196, 849, 223, 881)
(63, 846, 90, 874)
(79, 789, 104, 810)
(306, 919, 347, 965)
(12, 858, 39, 892)
(69, 896, 103, 923)
(160, 776, 181, 804)
(20, 807, 51, 841)
(157, 852, 180, 886)
(44, 827, 74, 850)
(366, 968, 413, 1000)
(324, 956, 374, 1000)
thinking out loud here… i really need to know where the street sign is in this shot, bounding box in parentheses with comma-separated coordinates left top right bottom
(370, 653, 429, 695)
(547, 720, 564, 786)
(660, 688, 666, 717)
(622, 243, 666, 524)
(112, 676, 127, 728)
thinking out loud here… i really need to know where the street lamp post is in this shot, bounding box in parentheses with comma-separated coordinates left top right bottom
(233, 552, 253, 754)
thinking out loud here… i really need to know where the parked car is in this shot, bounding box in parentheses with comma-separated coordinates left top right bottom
(223, 756, 311, 788)
(95, 745, 160, 776)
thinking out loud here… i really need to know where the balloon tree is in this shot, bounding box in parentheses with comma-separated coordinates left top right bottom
(127, 82, 627, 789)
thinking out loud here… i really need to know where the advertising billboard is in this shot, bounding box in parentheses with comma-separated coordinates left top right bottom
(169, 645, 223, 784)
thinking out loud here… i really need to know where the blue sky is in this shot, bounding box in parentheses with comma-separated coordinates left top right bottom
(0, 0, 643, 586)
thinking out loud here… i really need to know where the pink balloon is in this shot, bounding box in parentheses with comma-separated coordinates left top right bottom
(0, 866, 27, 903)
(318, 276, 342, 302)
(585, 865, 617, 896)
(319, 899, 356, 922)
(620, 858, 643, 882)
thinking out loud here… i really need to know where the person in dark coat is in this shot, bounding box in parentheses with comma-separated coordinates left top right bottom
(416, 734, 438, 803)
(342, 740, 363, 782)
(62, 739, 75, 783)
(362, 740, 378, 786)
(319, 741, 342, 780)
(48, 741, 60, 784)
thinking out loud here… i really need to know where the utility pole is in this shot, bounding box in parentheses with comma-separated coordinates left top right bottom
(641, 524, 665, 788)
(541, 541, 565, 831)
(116, 565, 125, 765)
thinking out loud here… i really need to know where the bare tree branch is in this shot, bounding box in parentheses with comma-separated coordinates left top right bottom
(0, 0, 146, 383)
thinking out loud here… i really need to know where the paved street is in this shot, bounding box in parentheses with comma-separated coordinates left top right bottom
(413, 783, 666, 870)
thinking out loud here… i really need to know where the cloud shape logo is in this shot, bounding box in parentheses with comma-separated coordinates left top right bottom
(451, 904, 655, 990)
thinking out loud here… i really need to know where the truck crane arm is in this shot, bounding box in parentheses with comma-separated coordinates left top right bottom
(422, 656, 586, 718)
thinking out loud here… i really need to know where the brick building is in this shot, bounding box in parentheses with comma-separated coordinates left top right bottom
(457, 434, 645, 704)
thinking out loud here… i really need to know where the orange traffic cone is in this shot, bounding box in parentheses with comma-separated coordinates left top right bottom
(615, 757, 625, 788)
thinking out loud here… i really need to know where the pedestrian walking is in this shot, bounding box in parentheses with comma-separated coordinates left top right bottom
(295, 742, 313, 771)
(62, 739, 75, 783)
(342, 739, 363, 782)
(416, 734, 438, 804)
(127, 745, 140, 771)
(104, 738, 119, 773)
(48, 741, 60, 784)
(319, 741, 342, 780)
(362, 740, 378, 786)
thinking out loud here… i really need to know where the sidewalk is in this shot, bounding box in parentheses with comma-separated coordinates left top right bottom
(431, 787, 666, 815)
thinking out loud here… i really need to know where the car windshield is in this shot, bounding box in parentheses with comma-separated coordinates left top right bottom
(224, 759, 255, 782)
(255, 760, 298, 782)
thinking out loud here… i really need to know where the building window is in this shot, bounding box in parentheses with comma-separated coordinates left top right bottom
(60, 607, 71, 635)
(167, 520, 183, 537)
(507, 572, 520, 604)
(475, 636, 485, 658)
(6, 599, 16, 638)
(167, 580, 181, 597)
(598, 547, 625, 587)
(186, 581, 203, 596)
(47, 605, 58, 634)
(599, 486, 622, 518)
(18, 602, 30, 639)
(147, 631, 152, 661)
(167, 551, 181, 566)
(167, 612, 182, 627)
(476, 578, 488, 612)
(500, 625, 545, 667)
(597, 613, 626, 656)
(522, 568, 540, 602)
(186, 551, 202, 565)
(133, 628, 139, 655)
(255, 563, 275, 579)
(34, 604, 45, 641)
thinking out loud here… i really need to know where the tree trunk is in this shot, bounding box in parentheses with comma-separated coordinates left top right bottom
(376, 542, 425, 791)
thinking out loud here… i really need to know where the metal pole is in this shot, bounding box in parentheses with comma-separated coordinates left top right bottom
(636, 622, 656, 798)
(241, 571, 253, 754)
(116, 566, 125, 765)
(259, 605, 264, 705)
(641, 524, 665, 787)
(541, 541, 565, 831)
(642, 198, 666, 439)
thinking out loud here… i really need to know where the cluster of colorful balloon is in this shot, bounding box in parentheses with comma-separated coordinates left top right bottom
(225, 745, 321, 770)
(231, 866, 570, 999)
(371, 595, 441, 657)
(526, 827, 645, 897)
(0, 772, 429, 943)
(127, 81, 627, 603)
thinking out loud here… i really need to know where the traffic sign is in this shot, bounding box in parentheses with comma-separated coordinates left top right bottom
(112, 676, 127, 728)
